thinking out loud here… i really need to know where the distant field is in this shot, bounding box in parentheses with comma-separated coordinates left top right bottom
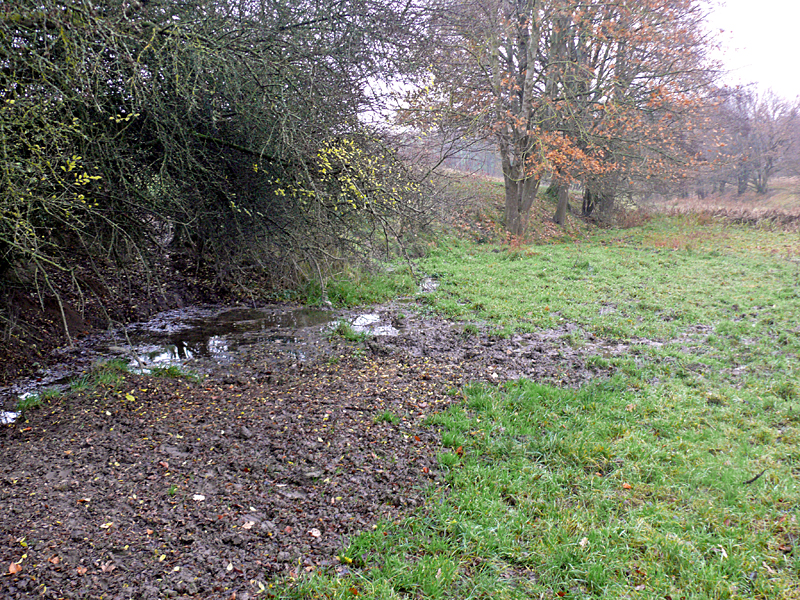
(645, 178, 800, 226)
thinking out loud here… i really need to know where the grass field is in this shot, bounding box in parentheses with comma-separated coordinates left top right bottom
(279, 213, 800, 599)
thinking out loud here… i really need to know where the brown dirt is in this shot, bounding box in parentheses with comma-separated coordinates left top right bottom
(0, 297, 612, 599)
(0, 355, 460, 599)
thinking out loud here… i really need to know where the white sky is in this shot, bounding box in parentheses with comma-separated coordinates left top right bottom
(707, 0, 800, 99)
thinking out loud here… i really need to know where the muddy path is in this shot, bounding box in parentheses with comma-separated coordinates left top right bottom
(0, 299, 623, 600)
(1, 297, 623, 412)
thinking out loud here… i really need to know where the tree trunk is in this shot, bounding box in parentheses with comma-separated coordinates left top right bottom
(582, 175, 619, 220)
(737, 169, 749, 195)
(553, 184, 569, 225)
(582, 187, 596, 217)
(502, 160, 540, 237)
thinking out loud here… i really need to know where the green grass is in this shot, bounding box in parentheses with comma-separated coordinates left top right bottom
(301, 266, 417, 307)
(374, 411, 401, 425)
(283, 380, 800, 599)
(68, 359, 131, 398)
(419, 217, 799, 392)
(15, 388, 60, 416)
(147, 364, 202, 381)
(327, 319, 369, 343)
(275, 216, 800, 598)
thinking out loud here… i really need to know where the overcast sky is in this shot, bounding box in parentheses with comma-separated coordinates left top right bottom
(708, 0, 800, 99)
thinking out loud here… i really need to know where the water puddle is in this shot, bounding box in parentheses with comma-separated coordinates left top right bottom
(111, 306, 336, 370)
(1, 411, 19, 424)
(97, 305, 403, 375)
(420, 277, 439, 293)
(350, 313, 399, 337)
(2, 277, 440, 410)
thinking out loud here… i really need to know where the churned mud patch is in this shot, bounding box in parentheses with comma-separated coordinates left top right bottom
(0, 356, 465, 599)
(0, 300, 618, 599)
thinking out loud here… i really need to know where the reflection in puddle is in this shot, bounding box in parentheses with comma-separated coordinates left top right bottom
(350, 313, 398, 337)
(351, 314, 380, 329)
(116, 307, 335, 371)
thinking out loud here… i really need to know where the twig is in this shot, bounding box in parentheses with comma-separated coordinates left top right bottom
(743, 469, 767, 485)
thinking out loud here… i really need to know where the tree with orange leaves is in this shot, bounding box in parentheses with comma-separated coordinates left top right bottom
(405, 0, 715, 232)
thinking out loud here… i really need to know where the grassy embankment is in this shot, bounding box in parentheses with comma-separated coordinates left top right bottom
(281, 209, 800, 599)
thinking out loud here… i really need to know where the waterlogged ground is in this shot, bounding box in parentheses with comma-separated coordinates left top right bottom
(0, 297, 619, 600)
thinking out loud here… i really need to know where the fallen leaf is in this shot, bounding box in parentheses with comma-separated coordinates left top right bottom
(226, 562, 234, 571)
(192, 494, 206, 501)
(100, 522, 114, 529)
(626, 404, 636, 412)
(242, 521, 255, 530)
(349, 587, 359, 596)
(146, 529, 154, 535)
(101, 561, 116, 573)
(455, 446, 464, 457)
(76, 566, 88, 576)
(579, 537, 589, 548)
(48, 556, 60, 565)
(309, 528, 321, 538)
(159, 461, 169, 469)
(8, 563, 21, 575)
(622, 483, 633, 490)
(284, 526, 293, 534)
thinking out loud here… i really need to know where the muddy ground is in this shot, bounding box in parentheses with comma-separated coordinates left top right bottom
(0, 301, 617, 600)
